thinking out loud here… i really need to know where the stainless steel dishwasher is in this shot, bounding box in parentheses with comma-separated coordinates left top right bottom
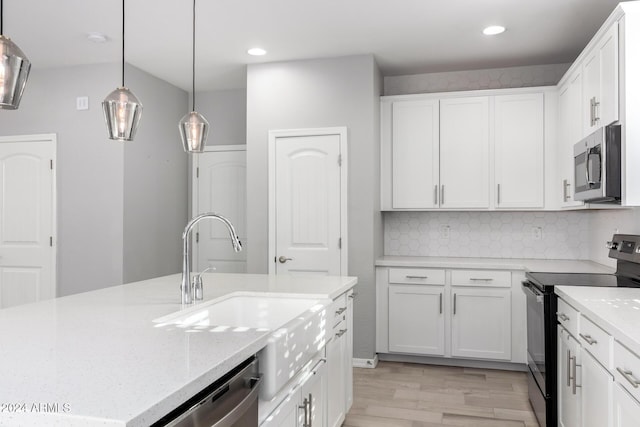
(152, 357, 261, 427)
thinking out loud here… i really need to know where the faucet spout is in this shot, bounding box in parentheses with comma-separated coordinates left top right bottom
(181, 212, 242, 304)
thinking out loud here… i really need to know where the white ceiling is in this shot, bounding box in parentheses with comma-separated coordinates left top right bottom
(4, 0, 626, 91)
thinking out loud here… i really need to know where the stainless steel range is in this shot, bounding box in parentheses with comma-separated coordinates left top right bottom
(521, 234, 640, 427)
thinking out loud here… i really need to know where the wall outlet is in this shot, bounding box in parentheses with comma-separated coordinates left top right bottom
(532, 226, 542, 240)
(440, 225, 450, 239)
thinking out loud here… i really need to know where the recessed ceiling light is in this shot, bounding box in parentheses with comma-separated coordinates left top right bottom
(87, 32, 109, 43)
(483, 25, 506, 36)
(247, 47, 267, 56)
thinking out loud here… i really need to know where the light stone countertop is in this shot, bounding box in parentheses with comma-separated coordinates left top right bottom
(555, 286, 640, 357)
(376, 256, 615, 274)
(0, 273, 357, 427)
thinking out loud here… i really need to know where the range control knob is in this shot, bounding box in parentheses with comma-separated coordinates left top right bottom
(606, 241, 619, 250)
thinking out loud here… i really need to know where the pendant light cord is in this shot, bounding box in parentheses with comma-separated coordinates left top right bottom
(122, 0, 125, 87)
(192, 0, 196, 111)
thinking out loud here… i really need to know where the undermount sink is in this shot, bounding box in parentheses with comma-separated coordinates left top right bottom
(154, 292, 331, 401)
(153, 293, 325, 330)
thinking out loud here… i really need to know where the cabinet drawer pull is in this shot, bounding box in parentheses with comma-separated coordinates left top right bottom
(557, 313, 569, 322)
(335, 307, 347, 315)
(617, 368, 640, 388)
(470, 278, 493, 282)
(335, 329, 347, 338)
(405, 275, 428, 279)
(579, 333, 597, 345)
(348, 293, 357, 299)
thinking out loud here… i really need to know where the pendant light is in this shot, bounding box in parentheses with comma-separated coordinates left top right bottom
(102, 0, 142, 141)
(179, 0, 209, 153)
(0, 0, 31, 110)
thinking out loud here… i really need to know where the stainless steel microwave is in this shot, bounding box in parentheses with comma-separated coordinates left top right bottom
(573, 124, 621, 203)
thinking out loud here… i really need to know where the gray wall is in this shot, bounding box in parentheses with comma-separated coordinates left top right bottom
(384, 63, 571, 96)
(122, 66, 189, 283)
(195, 89, 247, 146)
(246, 55, 381, 359)
(0, 63, 188, 296)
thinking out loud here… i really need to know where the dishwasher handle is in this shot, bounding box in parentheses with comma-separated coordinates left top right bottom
(164, 360, 262, 427)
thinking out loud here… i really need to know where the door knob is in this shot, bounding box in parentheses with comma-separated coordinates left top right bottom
(278, 256, 293, 264)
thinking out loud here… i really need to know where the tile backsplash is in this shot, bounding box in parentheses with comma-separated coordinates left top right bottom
(384, 211, 590, 260)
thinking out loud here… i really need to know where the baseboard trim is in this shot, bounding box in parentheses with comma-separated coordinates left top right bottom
(352, 355, 379, 369)
(377, 353, 527, 372)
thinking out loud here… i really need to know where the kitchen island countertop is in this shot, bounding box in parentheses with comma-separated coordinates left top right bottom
(0, 273, 356, 426)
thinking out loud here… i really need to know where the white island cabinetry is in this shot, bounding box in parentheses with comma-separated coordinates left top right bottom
(555, 286, 640, 427)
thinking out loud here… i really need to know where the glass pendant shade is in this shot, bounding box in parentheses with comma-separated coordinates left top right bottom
(102, 87, 143, 141)
(179, 111, 209, 153)
(0, 35, 31, 110)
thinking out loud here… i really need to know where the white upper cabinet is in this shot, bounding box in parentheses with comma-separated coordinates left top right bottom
(440, 97, 490, 209)
(391, 100, 439, 209)
(494, 93, 544, 209)
(557, 70, 585, 208)
(381, 88, 552, 211)
(582, 22, 619, 136)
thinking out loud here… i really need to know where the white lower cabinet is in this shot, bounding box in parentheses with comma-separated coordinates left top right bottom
(388, 284, 444, 355)
(451, 288, 511, 360)
(261, 359, 327, 427)
(345, 289, 354, 411)
(582, 349, 613, 427)
(558, 326, 581, 427)
(327, 323, 347, 427)
(614, 382, 640, 426)
(377, 267, 521, 364)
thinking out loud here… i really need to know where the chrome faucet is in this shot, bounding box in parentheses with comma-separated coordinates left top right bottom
(181, 213, 242, 304)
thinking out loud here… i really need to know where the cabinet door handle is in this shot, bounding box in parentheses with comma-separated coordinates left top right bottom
(617, 368, 640, 388)
(434, 185, 438, 206)
(590, 97, 594, 126)
(439, 293, 442, 314)
(335, 307, 347, 315)
(570, 355, 581, 395)
(441, 185, 445, 205)
(348, 293, 357, 299)
(453, 293, 457, 315)
(497, 184, 501, 205)
(299, 395, 310, 427)
(579, 333, 597, 346)
(593, 97, 600, 124)
(563, 179, 571, 202)
(336, 328, 348, 338)
(557, 312, 569, 322)
(566, 349, 571, 387)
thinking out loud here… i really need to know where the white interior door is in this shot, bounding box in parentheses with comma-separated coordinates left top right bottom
(269, 128, 347, 276)
(193, 147, 247, 273)
(0, 135, 56, 309)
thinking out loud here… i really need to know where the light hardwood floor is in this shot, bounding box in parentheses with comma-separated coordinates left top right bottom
(345, 361, 540, 427)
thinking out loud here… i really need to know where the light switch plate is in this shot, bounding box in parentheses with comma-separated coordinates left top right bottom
(76, 96, 89, 111)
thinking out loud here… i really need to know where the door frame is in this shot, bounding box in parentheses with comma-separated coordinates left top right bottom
(0, 133, 57, 298)
(267, 127, 348, 275)
(191, 144, 246, 271)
